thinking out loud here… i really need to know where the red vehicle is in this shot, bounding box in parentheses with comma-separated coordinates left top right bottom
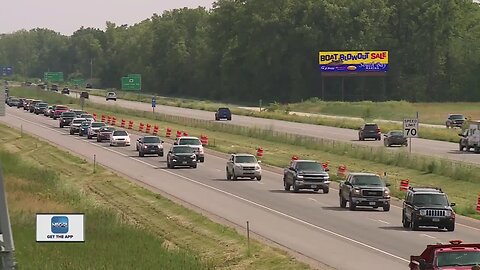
(409, 240, 480, 270)
(52, 105, 69, 120)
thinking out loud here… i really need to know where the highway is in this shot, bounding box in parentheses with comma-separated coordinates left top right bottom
(79, 94, 480, 165)
(3, 106, 480, 270)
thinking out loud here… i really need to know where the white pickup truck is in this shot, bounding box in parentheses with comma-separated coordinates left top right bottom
(459, 121, 480, 153)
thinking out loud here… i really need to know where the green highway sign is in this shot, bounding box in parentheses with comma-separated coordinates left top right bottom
(44, 72, 64, 82)
(121, 74, 141, 91)
(71, 79, 85, 86)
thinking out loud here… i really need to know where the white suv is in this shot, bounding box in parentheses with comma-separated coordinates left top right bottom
(174, 136, 204, 162)
(226, 154, 262, 181)
(106, 92, 117, 101)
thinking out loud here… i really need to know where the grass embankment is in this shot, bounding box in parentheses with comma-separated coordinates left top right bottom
(11, 87, 480, 220)
(0, 126, 311, 269)
(82, 88, 461, 143)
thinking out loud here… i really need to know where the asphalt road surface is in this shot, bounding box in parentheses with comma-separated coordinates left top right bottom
(77, 94, 480, 165)
(3, 106, 480, 270)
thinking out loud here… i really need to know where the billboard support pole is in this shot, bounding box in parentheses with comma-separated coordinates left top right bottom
(321, 77, 325, 100)
(0, 165, 16, 269)
(341, 77, 345, 101)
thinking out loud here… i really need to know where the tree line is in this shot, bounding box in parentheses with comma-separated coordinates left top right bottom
(0, 0, 479, 103)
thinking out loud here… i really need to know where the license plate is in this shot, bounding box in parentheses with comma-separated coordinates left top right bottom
(311, 185, 317, 188)
(432, 218, 440, 222)
(182, 161, 187, 164)
(369, 202, 376, 206)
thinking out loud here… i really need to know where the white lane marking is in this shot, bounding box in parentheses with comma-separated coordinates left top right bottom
(377, 220, 390, 225)
(420, 234, 437, 239)
(257, 181, 264, 185)
(215, 169, 222, 172)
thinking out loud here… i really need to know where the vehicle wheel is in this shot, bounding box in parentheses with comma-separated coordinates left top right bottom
(383, 204, 390, 212)
(340, 195, 347, 208)
(284, 179, 291, 191)
(410, 215, 419, 231)
(215, 117, 219, 121)
(459, 143, 464, 151)
(226, 169, 232, 180)
(313, 188, 319, 192)
(292, 181, 300, 193)
(404, 143, 408, 147)
(97, 138, 101, 142)
(87, 135, 92, 139)
(159, 153, 164, 157)
(60, 123, 63, 128)
(53, 117, 57, 120)
(192, 164, 197, 169)
(136, 145, 139, 151)
(323, 186, 329, 194)
(227, 117, 231, 121)
(349, 197, 356, 210)
(256, 176, 261, 181)
(70, 130, 74, 135)
(402, 213, 410, 228)
(446, 223, 455, 232)
(200, 157, 205, 163)
(250, 177, 255, 180)
(232, 170, 237, 180)
(139, 151, 144, 157)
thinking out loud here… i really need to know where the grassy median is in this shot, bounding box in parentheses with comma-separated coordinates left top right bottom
(10, 87, 480, 221)
(0, 126, 312, 269)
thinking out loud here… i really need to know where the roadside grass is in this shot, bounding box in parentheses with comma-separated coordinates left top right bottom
(10, 87, 480, 220)
(77, 88, 461, 143)
(0, 126, 312, 270)
(0, 129, 206, 270)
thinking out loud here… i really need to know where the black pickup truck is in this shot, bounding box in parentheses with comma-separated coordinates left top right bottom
(283, 160, 330, 193)
(59, 111, 76, 128)
(339, 173, 391, 211)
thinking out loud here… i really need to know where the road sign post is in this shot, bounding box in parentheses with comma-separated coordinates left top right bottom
(403, 118, 419, 153)
(151, 96, 156, 113)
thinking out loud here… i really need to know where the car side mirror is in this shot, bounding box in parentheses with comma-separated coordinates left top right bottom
(384, 134, 387, 137)
(386, 183, 391, 187)
(450, 202, 456, 207)
(174, 142, 178, 145)
(324, 168, 329, 172)
(161, 140, 164, 143)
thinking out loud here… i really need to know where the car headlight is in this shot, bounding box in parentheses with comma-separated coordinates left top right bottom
(144, 145, 148, 149)
(383, 189, 390, 197)
(419, 210, 427, 216)
(172, 158, 177, 161)
(297, 175, 304, 179)
(191, 154, 196, 159)
(445, 210, 452, 217)
(353, 188, 361, 195)
(199, 148, 204, 154)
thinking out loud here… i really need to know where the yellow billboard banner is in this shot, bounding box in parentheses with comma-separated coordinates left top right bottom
(318, 51, 388, 73)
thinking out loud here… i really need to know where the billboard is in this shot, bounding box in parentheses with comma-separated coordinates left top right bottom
(318, 51, 388, 73)
(36, 213, 85, 242)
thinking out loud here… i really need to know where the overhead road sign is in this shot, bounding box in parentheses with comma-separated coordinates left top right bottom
(44, 72, 64, 82)
(121, 74, 141, 91)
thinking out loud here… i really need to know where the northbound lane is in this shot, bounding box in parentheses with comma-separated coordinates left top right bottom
(77, 93, 480, 165)
(3, 106, 480, 270)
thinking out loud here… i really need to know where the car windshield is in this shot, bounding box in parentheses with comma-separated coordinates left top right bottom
(37, 103, 48, 107)
(413, 194, 448, 206)
(73, 119, 85, 124)
(56, 106, 68, 110)
(235, 155, 257, 163)
(390, 131, 403, 136)
(296, 162, 324, 172)
(81, 114, 93, 119)
(178, 138, 201, 145)
(62, 112, 75, 117)
(100, 127, 114, 132)
(91, 122, 105, 128)
(219, 108, 230, 113)
(108, 92, 115, 96)
(352, 175, 384, 186)
(173, 146, 194, 154)
(113, 131, 127, 136)
(436, 251, 480, 267)
(81, 122, 91, 127)
(450, 114, 464, 120)
(143, 137, 161, 143)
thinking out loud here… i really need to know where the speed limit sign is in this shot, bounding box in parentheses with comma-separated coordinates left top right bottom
(403, 119, 419, 138)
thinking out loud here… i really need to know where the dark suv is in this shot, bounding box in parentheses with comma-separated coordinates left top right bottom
(215, 107, 232, 121)
(445, 114, 465, 128)
(358, 123, 381, 141)
(167, 145, 197, 169)
(402, 187, 455, 231)
(283, 160, 330, 193)
(59, 111, 76, 128)
(339, 173, 391, 211)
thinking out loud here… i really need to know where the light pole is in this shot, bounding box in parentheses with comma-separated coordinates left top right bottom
(90, 58, 93, 80)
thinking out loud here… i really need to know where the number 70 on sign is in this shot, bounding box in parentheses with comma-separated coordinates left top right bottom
(403, 119, 419, 138)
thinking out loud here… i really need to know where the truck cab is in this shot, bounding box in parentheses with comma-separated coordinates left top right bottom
(409, 240, 480, 270)
(459, 121, 480, 153)
(283, 160, 330, 193)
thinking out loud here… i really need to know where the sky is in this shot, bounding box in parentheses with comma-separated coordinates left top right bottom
(0, 0, 216, 36)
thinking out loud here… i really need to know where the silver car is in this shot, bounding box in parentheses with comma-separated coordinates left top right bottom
(87, 122, 106, 139)
(226, 154, 262, 181)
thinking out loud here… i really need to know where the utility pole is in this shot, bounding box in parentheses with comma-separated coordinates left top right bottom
(90, 58, 93, 80)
